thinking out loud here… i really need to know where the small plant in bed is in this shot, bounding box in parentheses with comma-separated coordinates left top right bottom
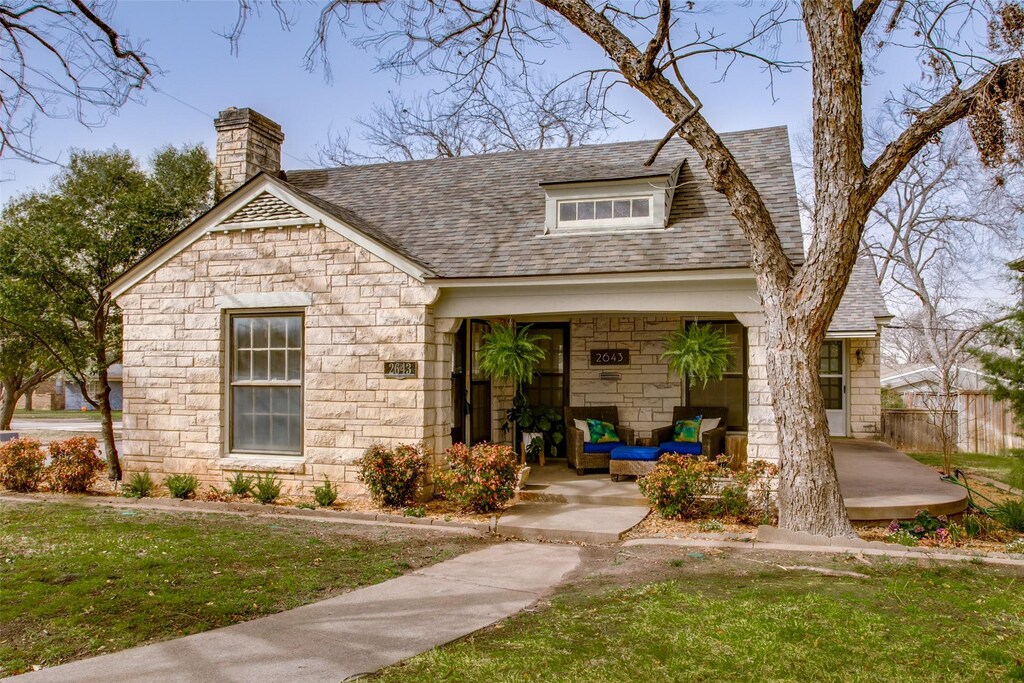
(312, 476, 338, 508)
(123, 470, 156, 498)
(227, 472, 254, 497)
(164, 473, 199, 500)
(0, 438, 46, 492)
(252, 473, 282, 504)
(991, 498, 1024, 532)
(436, 442, 518, 513)
(886, 510, 950, 544)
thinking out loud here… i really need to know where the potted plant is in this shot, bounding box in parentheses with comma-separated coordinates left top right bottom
(477, 321, 548, 476)
(661, 322, 734, 387)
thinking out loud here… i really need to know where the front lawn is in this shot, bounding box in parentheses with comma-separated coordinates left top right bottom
(0, 502, 486, 676)
(373, 549, 1024, 682)
(908, 450, 1023, 488)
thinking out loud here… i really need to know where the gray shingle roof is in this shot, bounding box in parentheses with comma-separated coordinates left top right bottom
(284, 126, 805, 278)
(830, 256, 892, 333)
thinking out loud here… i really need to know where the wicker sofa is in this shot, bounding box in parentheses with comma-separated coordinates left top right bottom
(564, 406, 635, 475)
(651, 406, 728, 460)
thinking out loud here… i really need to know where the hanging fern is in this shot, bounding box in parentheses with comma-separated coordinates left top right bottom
(661, 323, 735, 388)
(476, 321, 549, 392)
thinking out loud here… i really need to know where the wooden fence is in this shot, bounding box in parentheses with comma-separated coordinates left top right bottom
(881, 409, 956, 452)
(884, 391, 1023, 453)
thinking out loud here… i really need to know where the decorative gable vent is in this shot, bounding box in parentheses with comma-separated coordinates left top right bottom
(221, 192, 314, 228)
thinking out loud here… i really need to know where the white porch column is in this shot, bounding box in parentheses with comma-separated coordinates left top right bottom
(735, 312, 780, 465)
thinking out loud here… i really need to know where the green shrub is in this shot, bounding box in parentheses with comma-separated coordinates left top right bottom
(436, 442, 519, 513)
(639, 455, 720, 519)
(47, 436, 105, 493)
(252, 473, 282, 505)
(357, 443, 430, 508)
(226, 472, 254, 497)
(123, 470, 156, 498)
(312, 476, 338, 508)
(0, 438, 46, 492)
(404, 505, 426, 518)
(991, 498, 1024, 532)
(165, 473, 199, 500)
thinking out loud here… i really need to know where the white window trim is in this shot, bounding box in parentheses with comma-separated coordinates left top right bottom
(224, 309, 305, 458)
(542, 178, 670, 233)
(555, 197, 653, 230)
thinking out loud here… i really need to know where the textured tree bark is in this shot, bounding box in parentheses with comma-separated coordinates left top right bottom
(95, 362, 121, 481)
(1, 379, 17, 430)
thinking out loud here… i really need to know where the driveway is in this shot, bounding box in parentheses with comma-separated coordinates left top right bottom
(10, 418, 121, 433)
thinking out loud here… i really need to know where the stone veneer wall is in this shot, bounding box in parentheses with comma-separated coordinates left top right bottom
(117, 224, 445, 497)
(848, 336, 881, 439)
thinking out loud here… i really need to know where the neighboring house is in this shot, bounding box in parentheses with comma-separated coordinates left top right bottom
(107, 107, 891, 495)
(59, 364, 124, 412)
(881, 363, 1022, 452)
(12, 377, 63, 411)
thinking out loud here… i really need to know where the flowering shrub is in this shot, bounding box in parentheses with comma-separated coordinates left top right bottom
(886, 510, 950, 543)
(641, 456, 778, 522)
(358, 442, 430, 508)
(0, 438, 47, 492)
(639, 455, 720, 519)
(47, 436, 105, 493)
(436, 442, 519, 513)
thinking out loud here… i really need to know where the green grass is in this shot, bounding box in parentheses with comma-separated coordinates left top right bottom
(373, 561, 1024, 682)
(0, 502, 484, 676)
(12, 410, 122, 421)
(908, 450, 1023, 488)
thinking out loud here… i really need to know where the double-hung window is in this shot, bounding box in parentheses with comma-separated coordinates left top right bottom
(230, 314, 303, 455)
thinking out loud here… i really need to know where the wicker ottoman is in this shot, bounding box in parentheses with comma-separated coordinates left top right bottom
(609, 445, 663, 481)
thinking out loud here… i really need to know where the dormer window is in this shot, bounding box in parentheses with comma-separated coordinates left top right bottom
(557, 197, 651, 226)
(540, 165, 681, 234)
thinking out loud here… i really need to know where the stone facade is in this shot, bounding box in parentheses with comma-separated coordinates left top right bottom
(118, 222, 445, 497)
(848, 336, 882, 439)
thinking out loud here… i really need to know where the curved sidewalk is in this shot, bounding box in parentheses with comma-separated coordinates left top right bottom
(833, 439, 968, 520)
(11, 542, 581, 683)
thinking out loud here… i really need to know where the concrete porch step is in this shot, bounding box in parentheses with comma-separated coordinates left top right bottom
(496, 501, 650, 544)
(517, 487, 648, 507)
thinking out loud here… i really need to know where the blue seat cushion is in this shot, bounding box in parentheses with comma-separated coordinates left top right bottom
(659, 441, 703, 456)
(610, 446, 663, 461)
(583, 441, 623, 454)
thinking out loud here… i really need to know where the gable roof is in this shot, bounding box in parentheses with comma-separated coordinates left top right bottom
(284, 126, 805, 279)
(829, 256, 892, 334)
(881, 364, 994, 392)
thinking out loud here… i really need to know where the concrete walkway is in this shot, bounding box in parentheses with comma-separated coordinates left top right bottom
(12, 542, 581, 683)
(832, 439, 968, 519)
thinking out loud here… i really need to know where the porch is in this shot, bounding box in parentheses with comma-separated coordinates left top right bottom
(495, 440, 969, 543)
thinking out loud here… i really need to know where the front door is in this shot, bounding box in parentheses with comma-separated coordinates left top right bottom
(819, 340, 847, 437)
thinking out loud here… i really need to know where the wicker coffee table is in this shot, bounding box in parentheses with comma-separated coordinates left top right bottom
(609, 445, 663, 481)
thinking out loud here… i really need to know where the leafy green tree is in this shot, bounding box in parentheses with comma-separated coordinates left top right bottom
(0, 324, 60, 429)
(972, 269, 1024, 430)
(0, 146, 213, 478)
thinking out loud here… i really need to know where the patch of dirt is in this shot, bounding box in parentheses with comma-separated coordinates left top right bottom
(624, 513, 757, 540)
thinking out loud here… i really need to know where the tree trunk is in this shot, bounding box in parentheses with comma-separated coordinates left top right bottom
(24, 387, 33, 411)
(0, 379, 17, 430)
(95, 367, 121, 480)
(765, 309, 856, 537)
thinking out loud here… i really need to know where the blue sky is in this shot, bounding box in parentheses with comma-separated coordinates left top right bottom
(0, 0, 850, 201)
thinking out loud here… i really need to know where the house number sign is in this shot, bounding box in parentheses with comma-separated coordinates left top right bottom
(589, 349, 630, 366)
(384, 361, 418, 378)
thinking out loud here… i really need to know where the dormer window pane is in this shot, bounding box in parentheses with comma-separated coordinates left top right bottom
(578, 202, 595, 220)
(559, 202, 577, 221)
(613, 200, 630, 218)
(595, 200, 613, 219)
(631, 198, 650, 217)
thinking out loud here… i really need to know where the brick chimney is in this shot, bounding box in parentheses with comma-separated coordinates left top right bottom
(213, 107, 285, 199)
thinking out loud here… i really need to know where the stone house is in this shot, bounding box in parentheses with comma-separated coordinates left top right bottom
(108, 107, 891, 496)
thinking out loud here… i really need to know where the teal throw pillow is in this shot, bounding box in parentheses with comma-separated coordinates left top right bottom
(673, 416, 703, 443)
(586, 419, 620, 444)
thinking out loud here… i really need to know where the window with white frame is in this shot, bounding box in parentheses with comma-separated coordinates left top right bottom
(229, 313, 303, 455)
(557, 197, 651, 227)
